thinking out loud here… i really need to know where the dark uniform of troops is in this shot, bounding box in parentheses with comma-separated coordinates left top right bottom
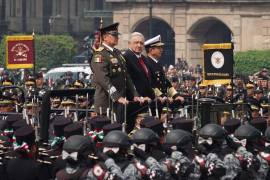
(90, 22, 139, 123)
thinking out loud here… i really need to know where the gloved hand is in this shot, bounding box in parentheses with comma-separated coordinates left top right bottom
(133, 147, 148, 161)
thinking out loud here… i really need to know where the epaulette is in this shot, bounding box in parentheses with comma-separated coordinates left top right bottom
(93, 47, 104, 52)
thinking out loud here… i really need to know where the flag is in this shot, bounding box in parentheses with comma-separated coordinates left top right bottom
(202, 43, 233, 86)
(6, 35, 34, 69)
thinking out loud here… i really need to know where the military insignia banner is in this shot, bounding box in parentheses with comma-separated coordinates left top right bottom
(202, 43, 233, 85)
(6, 35, 34, 69)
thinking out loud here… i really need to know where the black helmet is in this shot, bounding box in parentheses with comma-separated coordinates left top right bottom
(199, 124, 226, 139)
(63, 135, 93, 155)
(103, 130, 130, 148)
(163, 129, 192, 147)
(234, 124, 261, 141)
(131, 128, 159, 144)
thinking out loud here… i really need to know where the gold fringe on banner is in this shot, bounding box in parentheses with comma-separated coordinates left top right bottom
(202, 43, 232, 50)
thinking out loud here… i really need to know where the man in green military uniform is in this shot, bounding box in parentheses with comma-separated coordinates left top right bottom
(90, 22, 142, 124)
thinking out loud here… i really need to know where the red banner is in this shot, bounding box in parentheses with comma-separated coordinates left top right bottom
(6, 36, 34, 69)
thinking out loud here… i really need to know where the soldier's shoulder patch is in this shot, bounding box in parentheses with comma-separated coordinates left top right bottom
(93, 54, 104, 63)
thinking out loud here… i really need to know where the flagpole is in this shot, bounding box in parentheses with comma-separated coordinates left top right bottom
(32, 28, 36, 75)
(231, 35, 235, 99)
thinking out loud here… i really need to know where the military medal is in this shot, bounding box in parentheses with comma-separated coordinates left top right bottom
(94, 54, 103, 63)
(110, 58, 118, 64)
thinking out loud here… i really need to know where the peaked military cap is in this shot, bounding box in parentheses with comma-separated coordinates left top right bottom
(14, 125, 35, 146)
(53, 116, 72, 137)
(6, 114, 23, 128)
(254, 88, 263, 94)
(12, 120, 27, 131)
(171, 117, 194, 133)
(64, 123, 83, 138)
(249, 117, 267, 134)
(140, 116, 157, 128)
(250, 104, 259, 111)
(100, 22, 120, 36)
(223, 118, 241, 134)
(0, 99, 14, 107)
(144, 35, 164, 48)
(226, 84, 233, 90)
(143, 119, 164, 137)
(61, 98, 75, 106)
(35, 72, 43, 79)
(103, 123, 122, 135)
(73, 80, 84, 88)
(246, 82, 254, 89)
(89, 115, 111, 129)
(0, 120, 7, 131)
(2, 79, 13, 86)
(25, 76, 36, 86)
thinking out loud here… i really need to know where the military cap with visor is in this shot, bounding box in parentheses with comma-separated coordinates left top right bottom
(144, 35, 164, 48)
(99, 22, 120, 36)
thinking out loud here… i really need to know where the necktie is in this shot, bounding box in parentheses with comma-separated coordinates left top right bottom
(138, 57, 150, 79)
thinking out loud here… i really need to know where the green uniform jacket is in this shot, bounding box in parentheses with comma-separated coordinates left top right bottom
(90, 45, 138, 113)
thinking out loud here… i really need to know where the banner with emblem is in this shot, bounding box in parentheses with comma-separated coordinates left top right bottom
(6, 35, 34, 69)
(202, 43, 233, 86)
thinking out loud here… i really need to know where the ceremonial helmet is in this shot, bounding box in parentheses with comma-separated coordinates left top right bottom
(102, 130, 130, 148)
(199, 124, 226, 139)
(234, 124, 261, 141)
(163, 129, 192, 147)
(131, 128, 159, 145)
(62, 135, 93, 161)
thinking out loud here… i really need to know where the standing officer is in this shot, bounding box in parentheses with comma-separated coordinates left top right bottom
(90, 23, 141, 124)
(144, 35, 184, 105)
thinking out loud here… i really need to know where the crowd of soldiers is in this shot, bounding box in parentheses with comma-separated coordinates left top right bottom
(0, 21, 270, 179)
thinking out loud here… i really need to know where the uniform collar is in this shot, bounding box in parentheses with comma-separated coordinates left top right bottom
(148, 55, 158, 63)
(102, 43, 114, 52)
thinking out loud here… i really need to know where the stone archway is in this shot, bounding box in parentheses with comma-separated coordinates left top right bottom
(187, 17, 233, 65)
(133, 17, 175, 66)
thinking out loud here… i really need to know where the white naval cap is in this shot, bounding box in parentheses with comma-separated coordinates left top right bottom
(144, 35, 164, 48)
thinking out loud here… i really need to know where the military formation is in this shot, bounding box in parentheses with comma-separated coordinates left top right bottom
(0, 22, 270, 179)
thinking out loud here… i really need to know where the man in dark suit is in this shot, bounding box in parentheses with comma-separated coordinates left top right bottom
(144, 35, 184, 105)
(123, 32, 154, 100)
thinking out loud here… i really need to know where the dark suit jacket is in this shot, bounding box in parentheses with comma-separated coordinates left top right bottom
(145, 56, 172, 95)
(123, 49, 155, 99)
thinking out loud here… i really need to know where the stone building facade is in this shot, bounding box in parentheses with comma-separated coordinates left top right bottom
(2, 0, 111, 36)
(108, 0, 270, 66)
